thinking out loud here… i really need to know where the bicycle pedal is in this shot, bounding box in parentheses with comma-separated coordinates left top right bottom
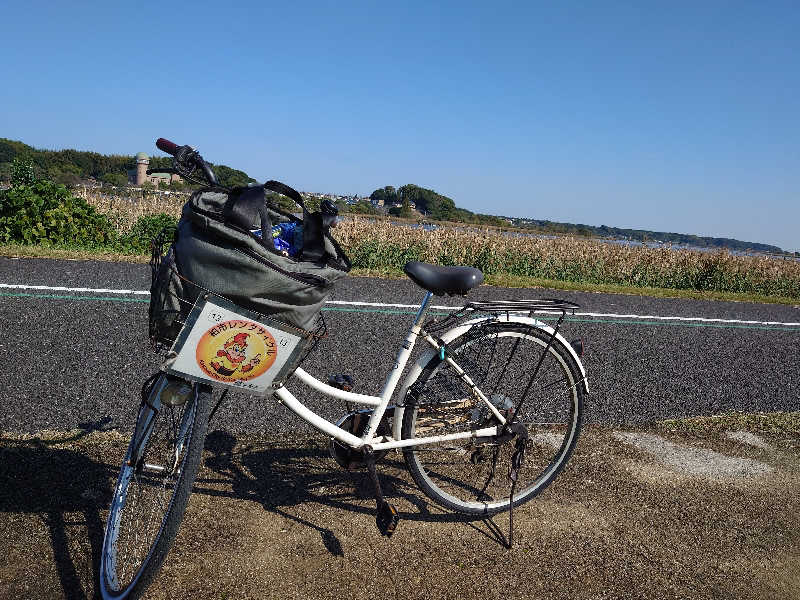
(376, 501, 399, 537)
(328, 373, 354, 392)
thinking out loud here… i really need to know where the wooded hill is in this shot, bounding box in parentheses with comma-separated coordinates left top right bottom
(0, 138, 255, 189)
(370, 184, 506, 226)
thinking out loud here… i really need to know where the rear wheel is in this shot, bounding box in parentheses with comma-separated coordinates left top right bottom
(100, 375, 211, 600)
(402, 321, 584, 516)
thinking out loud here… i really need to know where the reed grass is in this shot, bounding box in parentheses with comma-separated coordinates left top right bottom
(334, 219, 800, 299)
(78, 187, 186, 234)
(80, 191, 800, 299)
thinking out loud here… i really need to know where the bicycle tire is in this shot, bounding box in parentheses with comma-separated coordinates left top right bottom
(401, 321, 584, 516)
(99, 376, 212, 600)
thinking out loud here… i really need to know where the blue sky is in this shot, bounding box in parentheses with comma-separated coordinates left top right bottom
(1, 1, 797, 251)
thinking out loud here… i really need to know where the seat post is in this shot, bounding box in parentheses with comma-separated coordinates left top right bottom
(413, 291, 434, 327)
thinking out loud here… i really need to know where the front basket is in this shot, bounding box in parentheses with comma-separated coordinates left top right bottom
(148, 231, 326, 389)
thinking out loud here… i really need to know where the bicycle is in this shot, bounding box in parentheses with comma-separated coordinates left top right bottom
(99, 139, 589, 600)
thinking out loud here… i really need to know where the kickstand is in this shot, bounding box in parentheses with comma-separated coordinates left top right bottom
(364, 446, 399, 537)
(506, 430, 528, 549)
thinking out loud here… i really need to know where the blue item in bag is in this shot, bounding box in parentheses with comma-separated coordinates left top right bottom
(276, 222, 303, 257)
(252, 223, 303, 256)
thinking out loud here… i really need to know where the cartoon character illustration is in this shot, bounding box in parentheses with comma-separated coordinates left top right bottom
(210, 332, 261, 377)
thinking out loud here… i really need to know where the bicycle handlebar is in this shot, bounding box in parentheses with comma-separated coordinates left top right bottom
(156, 138, 180, 156)
(155, 137, 219, 187)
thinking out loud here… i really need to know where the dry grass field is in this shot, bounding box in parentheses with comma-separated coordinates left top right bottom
(79, 191, 800, 299)
(77, 188, 186, 234)
(334, 219, 800, 298)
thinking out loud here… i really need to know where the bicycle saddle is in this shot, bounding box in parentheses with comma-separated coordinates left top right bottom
(403, 261, 484, 296)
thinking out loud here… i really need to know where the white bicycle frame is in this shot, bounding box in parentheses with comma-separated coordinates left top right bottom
(272, 291, 589, 453)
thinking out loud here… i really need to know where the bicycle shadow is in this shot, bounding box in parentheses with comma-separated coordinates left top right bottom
(198, 429, 513, 555)
(0, 418, 115, 600)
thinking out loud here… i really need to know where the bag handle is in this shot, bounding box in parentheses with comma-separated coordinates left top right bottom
(223, 180, 346, 267)
(265, 181, 324, 262)
(264, 180, 306, 211)
(222, 185, 273, 249)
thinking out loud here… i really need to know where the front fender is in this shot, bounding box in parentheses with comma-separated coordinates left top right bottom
(392, 314, 589, 441)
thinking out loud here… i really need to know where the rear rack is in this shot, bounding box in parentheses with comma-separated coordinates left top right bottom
(465, 299, 580, 313)
(426, 298, 579, 333)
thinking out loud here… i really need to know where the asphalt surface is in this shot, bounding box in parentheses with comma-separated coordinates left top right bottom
(1, 256, 799, 434)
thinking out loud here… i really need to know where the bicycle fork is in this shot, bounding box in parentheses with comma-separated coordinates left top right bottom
(129, 375, 196, 476)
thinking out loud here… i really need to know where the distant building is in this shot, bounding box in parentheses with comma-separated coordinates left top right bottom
(128, 152, 181, 186)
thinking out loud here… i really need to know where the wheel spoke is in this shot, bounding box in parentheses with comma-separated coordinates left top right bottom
(402, 322, 583, 516)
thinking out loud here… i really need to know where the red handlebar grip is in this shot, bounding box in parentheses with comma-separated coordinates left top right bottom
(156, 138, 180, 156)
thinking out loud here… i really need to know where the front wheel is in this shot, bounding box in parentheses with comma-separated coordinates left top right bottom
(402, 321, 584, 516)
(100, 375, 211, 600)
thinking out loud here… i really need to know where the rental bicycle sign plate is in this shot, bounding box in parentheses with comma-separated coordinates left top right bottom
(164, 295, 309, 392)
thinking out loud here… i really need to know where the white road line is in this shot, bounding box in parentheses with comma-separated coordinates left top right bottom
(325, 300, 800, 327)
(571, 311, 800, 327)
(2, 283, 800, 327)
(0, 283, 150, 295)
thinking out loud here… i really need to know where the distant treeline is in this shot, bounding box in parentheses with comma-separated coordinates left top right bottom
(0, 138, 785, 253)
(370, 184, 784, 253)
(505, 218, 784, 254)
(0, 138, 255, 189)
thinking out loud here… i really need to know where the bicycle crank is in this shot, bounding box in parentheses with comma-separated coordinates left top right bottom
(364, 446, 400, 537)
(329, 409, 392, 470)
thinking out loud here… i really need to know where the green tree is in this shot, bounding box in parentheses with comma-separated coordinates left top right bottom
(301, 195, 322, 212)
(47, 163, 83, 187)
(370, 185, 398, 204)
(167, 179, 189, 191)
(101, 172, 128, 187)
(388, 198, 414, 218)
(117, 213, 177, 253)
(266, 191, 302, 214)
(55, 172, 82, 187)
(339, 200, 377, 215)
(214, 164, 257, 188)
(11, 157, 36, 186)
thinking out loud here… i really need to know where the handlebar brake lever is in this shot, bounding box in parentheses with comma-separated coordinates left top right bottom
(173, 145, 218, 186)
(173, 145, 196, 165)
(172, 146, 197, 175)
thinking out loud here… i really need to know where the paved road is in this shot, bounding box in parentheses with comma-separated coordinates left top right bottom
(1, 256, 798, 434)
